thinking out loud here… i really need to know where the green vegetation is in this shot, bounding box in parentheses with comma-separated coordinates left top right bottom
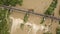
(0, 0, 23, 6)
(59, 21, 60, 24)
(0, 0, 23, 34)
(20, 12, 30, 30)
(40, 0, 58, 24)
(20, 9, 34, 30)
(56, 27, 60, 34)
(0, 8, 10, 34)
(23, 13, 30, 23)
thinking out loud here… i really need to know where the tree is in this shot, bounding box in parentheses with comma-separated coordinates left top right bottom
(40, 0, 58, 24)
(0, 0, 23, 34)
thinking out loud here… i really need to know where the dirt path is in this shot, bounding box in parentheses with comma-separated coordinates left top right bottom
(10, 0, 60, 34)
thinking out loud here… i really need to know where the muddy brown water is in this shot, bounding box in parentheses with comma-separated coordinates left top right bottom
(10, 0, 60, 34)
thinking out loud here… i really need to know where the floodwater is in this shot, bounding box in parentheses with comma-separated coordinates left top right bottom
(10, 0, 60, 34)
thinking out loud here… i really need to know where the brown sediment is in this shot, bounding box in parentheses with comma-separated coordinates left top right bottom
(10, 0, 60, 34)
